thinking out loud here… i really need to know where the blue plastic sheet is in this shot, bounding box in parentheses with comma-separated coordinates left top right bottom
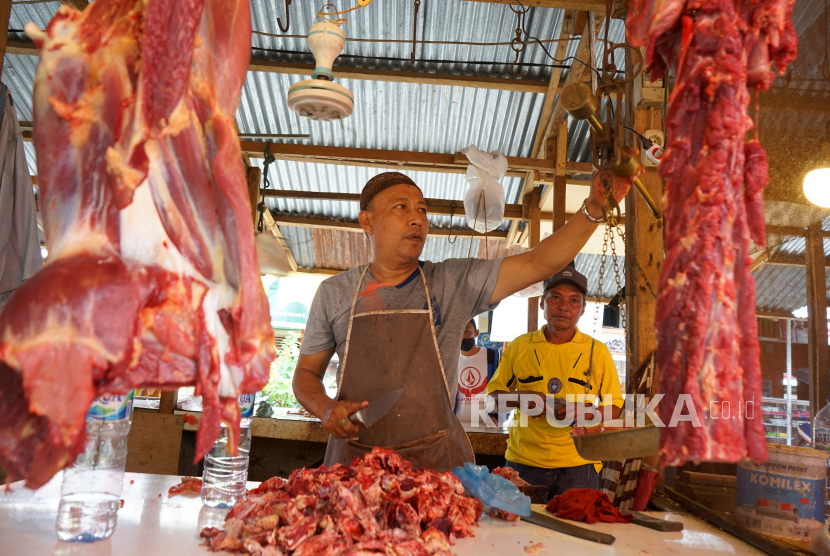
(452, 463, 531, 517)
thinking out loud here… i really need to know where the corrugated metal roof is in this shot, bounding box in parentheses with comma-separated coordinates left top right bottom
(250, 2, 625, 81)
(575, 253, 626, 299)
(754, 265, 811, 313)
(8, 1, 59, 35)
(278, 226, 315, 268)
(239, 75, 544, 156)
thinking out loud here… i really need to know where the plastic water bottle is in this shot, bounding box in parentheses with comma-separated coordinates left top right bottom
(201, 393, 255, 508)
(56, 391, 135, 542)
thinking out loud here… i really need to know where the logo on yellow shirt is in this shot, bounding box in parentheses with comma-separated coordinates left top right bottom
(548, 377, 562, 394)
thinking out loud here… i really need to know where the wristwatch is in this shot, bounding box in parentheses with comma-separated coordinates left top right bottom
(581, 199, 606, 224)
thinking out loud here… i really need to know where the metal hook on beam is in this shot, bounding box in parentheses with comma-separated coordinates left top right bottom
(277, 0, 292, 33)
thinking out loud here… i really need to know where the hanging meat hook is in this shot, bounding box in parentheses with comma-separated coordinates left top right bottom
(509, 3, 528, 77)
(277, 0, 292, 33)
(411, 0, 421, 64)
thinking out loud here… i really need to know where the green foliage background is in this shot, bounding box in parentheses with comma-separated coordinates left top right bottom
(260, 332, 337, 410)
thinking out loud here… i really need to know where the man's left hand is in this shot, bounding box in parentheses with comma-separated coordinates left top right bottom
(584, 150, 642, 220)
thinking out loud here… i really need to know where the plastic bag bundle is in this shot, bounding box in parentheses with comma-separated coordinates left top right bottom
(461, 145, 507, 234)
(452, 462, 531, 517)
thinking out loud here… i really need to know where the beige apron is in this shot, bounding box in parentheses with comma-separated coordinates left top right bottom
(323, 265, 475, 472)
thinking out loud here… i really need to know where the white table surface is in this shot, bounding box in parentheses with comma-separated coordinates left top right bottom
(1, 472, 767, 556)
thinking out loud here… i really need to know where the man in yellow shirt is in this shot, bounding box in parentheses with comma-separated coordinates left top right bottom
(486, 266, 623, 499)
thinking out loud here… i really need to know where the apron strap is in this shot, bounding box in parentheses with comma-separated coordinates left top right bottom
(418, 267, 453, 404)
(336, 265, 372, 398)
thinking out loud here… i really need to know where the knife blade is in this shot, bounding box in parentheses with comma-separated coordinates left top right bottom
(349, 388, 404, 428)
(626, 511, 684, 532)
(523, 510, 615, 545)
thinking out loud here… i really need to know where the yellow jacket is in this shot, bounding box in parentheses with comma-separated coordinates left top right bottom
(486, 326, 624, 470)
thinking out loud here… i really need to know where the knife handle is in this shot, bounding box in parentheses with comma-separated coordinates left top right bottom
(337, 414, 360, 428)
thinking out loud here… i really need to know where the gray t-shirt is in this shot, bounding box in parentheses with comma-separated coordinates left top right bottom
(301, 258, 504, 401)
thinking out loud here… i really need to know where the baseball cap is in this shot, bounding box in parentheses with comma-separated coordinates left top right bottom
(543, 266, 588, 296)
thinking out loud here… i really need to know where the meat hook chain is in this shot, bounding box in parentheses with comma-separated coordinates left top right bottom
(447, 203, 458, 244)
(277, 0, 292, 33)
(411, 0, 421, 64)
(593, 171, 625, 337)
(257, 144, 277, 233)
(509, 3, 529, 76)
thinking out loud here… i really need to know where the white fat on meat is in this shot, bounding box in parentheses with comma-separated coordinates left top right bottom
(120, 177, 239, 398)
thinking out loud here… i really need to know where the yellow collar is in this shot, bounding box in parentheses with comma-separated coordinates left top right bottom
(531, 325, 586, 345)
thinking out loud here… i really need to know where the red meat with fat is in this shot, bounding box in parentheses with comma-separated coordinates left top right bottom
(626, 0, 796, 465)
(0, 0, 274, 488)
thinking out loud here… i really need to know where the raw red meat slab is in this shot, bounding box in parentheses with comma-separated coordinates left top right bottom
(627, 0, 796, 465)
(0, 0, 274, 488)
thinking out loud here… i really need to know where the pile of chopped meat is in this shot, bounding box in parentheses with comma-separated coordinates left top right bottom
(627, 0, 797, 465)
(201, 448, 483, 556)
(0, 0, 274, 489)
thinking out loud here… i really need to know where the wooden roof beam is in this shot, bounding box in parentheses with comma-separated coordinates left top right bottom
(57, 0, 89, 11)
(272, 215, 509, 239)
(460, 0, 607, 12)
(260, 188, 599, 222)
(243, 142, 594, 179)
(5, 40, 597, 96)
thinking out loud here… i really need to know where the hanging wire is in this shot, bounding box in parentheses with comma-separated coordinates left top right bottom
(252, 29, 568, 47)
(249, 45, 572, 69)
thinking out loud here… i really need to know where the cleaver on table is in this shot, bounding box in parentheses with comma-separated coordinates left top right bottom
(338, 388, 404, 429)
(523, 510, 615, 544)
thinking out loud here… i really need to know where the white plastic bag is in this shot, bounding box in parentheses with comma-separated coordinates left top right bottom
(461, 145, 507, 234)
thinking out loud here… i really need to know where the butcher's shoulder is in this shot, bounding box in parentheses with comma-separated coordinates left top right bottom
(424, 257, 485, 280)
(316, 265, 366, 303)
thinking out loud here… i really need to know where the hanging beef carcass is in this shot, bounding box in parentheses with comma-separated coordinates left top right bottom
(0, 0, 274, 488)
(626, 0, 797, 465)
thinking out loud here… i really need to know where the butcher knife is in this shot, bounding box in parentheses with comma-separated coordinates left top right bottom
(338, 388, 404, 429)
(523, 510, 615, 545)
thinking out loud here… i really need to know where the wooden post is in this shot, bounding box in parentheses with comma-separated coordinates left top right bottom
(553, 121, 568, 233)
(247, 166, 262, 227)
(806, 224, 830, 417)
(0, 0, 12, 78)
(626, 107, 664, 386)
(159, 390, 178, 414)
(527, 186, 542, 333)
